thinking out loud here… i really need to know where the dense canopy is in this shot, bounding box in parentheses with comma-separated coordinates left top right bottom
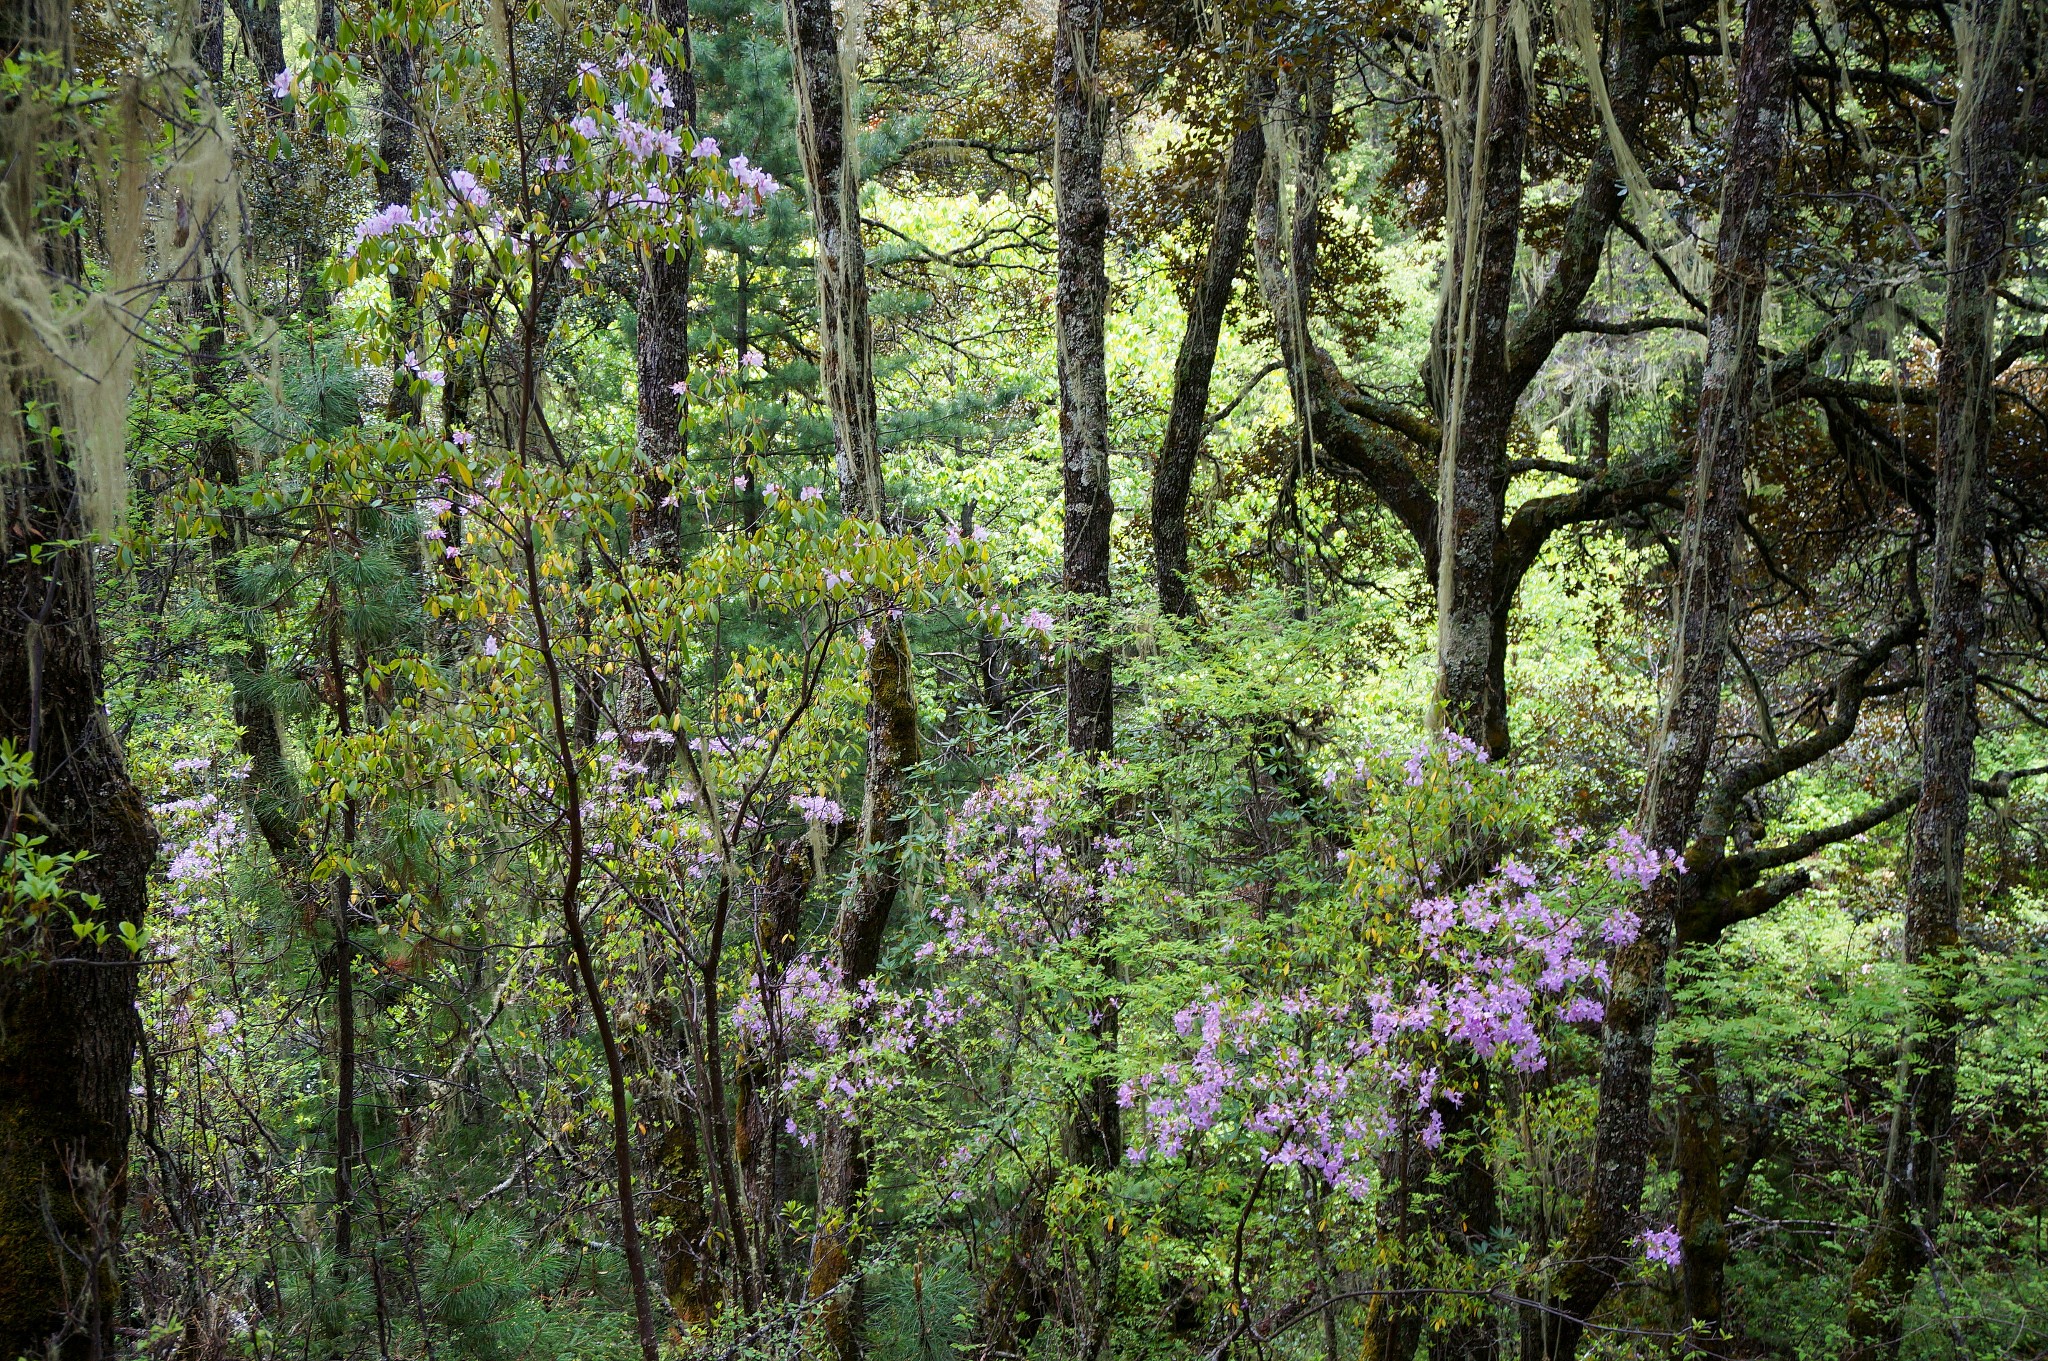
(1, 0, 2047, 1356)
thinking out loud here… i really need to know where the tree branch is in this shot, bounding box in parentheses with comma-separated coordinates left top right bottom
(1740, 783, 1920, 873)
(1764, 288, 1888, 402)
(1498, 444, 1691, 584)
(1973, 763, 2048, 799)
(1690, 870, 1813, 943)
(1679, 762, 2048, 945)
(1305, 353, 1440, 569)
(1995, 330, 2048, 374)
(1333, 383, 1440, 452)
(1697, 612, 1923, 848)
(1786, 375, 1937, 409)
(1569, 315, 1710, 337)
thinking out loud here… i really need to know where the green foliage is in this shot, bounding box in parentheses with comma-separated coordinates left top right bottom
(71, 0, 2048, 1356)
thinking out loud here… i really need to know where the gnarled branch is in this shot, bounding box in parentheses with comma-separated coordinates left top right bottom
(1697, 611, 1924, 848)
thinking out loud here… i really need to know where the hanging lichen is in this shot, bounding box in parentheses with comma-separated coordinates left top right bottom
(0, 0, 247, 533)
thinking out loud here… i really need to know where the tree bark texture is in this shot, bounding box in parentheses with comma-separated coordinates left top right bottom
(1, 9, 157, 1351)
(1056, 0, 1113, 758)
(378, 38, 421, 423)
(1356, 1134, 1423, 1361)
(1427, 1066, 1501, 1361)
(1846, 2, 2028, 1353)
(1432, 6, 1526, 762)
(734, 839, 809, 1296)
(650, 994, 719, 1324)
(1425, 39, 1514, 1309)
(1152, 118, 1262, 618)
(637, 0, 697, 544)
(229, 0, 286, 111)
(1519, 0, 1793, 1352)
(1051, 8, 1123, 1354)
(782, 3, 920, 1353)
(783, 0, 883, 521)
(0, 433, 159, 1358)
(973, 1180, 1052, 1359)
(1674, 1040, 1729, 1342)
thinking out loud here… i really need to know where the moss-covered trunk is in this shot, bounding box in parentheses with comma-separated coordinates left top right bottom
(1845, 3, 2029, 1353)
(1520, 0, 1793, 1349)
(1151, 117, 1262, 619)
(0, 0, 157, 1349)
(781, 0, 920, 1349)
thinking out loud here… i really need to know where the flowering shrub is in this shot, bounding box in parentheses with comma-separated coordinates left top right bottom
(1119, 738, 1680, 1201)
(741, 765, 1137, 1195)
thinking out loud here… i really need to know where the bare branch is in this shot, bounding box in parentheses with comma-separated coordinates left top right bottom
(1740, 783, 1920, 873)
(1568, 315, 1710, 337)
(1697, 612, 1923, 848)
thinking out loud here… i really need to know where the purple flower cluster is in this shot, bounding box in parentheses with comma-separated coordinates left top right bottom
(150, 790, 244, 918)
(612, 105, 683, 161)
(1603, 827, 1685, 890)
(915, 778, 1106, 963)
(448, 169, 490, 207)
(1403, 862, 1619, 1070)
(355, 203, 412, 242)
(1120, 741, 1667, 1194)
(1403, 729, 1490, 787)
(1120, 993, 1377, 1198)
(1641, 1226, 1682, 1266)
(704, 154, 780, 217)
(739, 956, 964, 1129)
(790, 793, 846, 826)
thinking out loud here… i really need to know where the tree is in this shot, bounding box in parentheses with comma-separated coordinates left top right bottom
(781, 0, 923, 1354)
(1847, 2, 2039, 1352)
(1522, 0, 1797, 1350)
(0, 0, 160, 1347)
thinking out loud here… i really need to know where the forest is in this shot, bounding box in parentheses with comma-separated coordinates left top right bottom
(1, 0, 2046, 1354)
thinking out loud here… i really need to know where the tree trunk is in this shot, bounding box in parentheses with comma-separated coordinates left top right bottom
(1427, 1067, 1501, 1361)
(1520, 0, 1793, 1351)
(734, 840, 809, 1296)
(519, 524, 662, 1361)
(192, 0, 305, 860)
(1674, 1041, 1729, 1345)
(193, 0, 308, 896)
(1273, 0, 1669, 765)
(317, 602, 362, 1317)
(0, 507, 155, 1355)
(1432, 4, 1526, 763)
(781, 1, 919, 1353)
(1845, 3, 2027, 1352)
(1356, 1131, 1423, 1361)
(1257, 61, 1508, 1358)
(1152, 117, 1261, 618)
(1056, 0, 1113, 759)
(974, 1180, 1052, 1359)
(0, 427, 159, 1360)
(195, 286, 308, 877)
(230, 0, 286, 108)
(1053, 6, 1122, 1354)
(651, 1077, 715, 1321)
(378, 37, 421, 424)
(783, 0, 883, 522)
(1, 10, 157, 1352)
(637, 0, 696, 545)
